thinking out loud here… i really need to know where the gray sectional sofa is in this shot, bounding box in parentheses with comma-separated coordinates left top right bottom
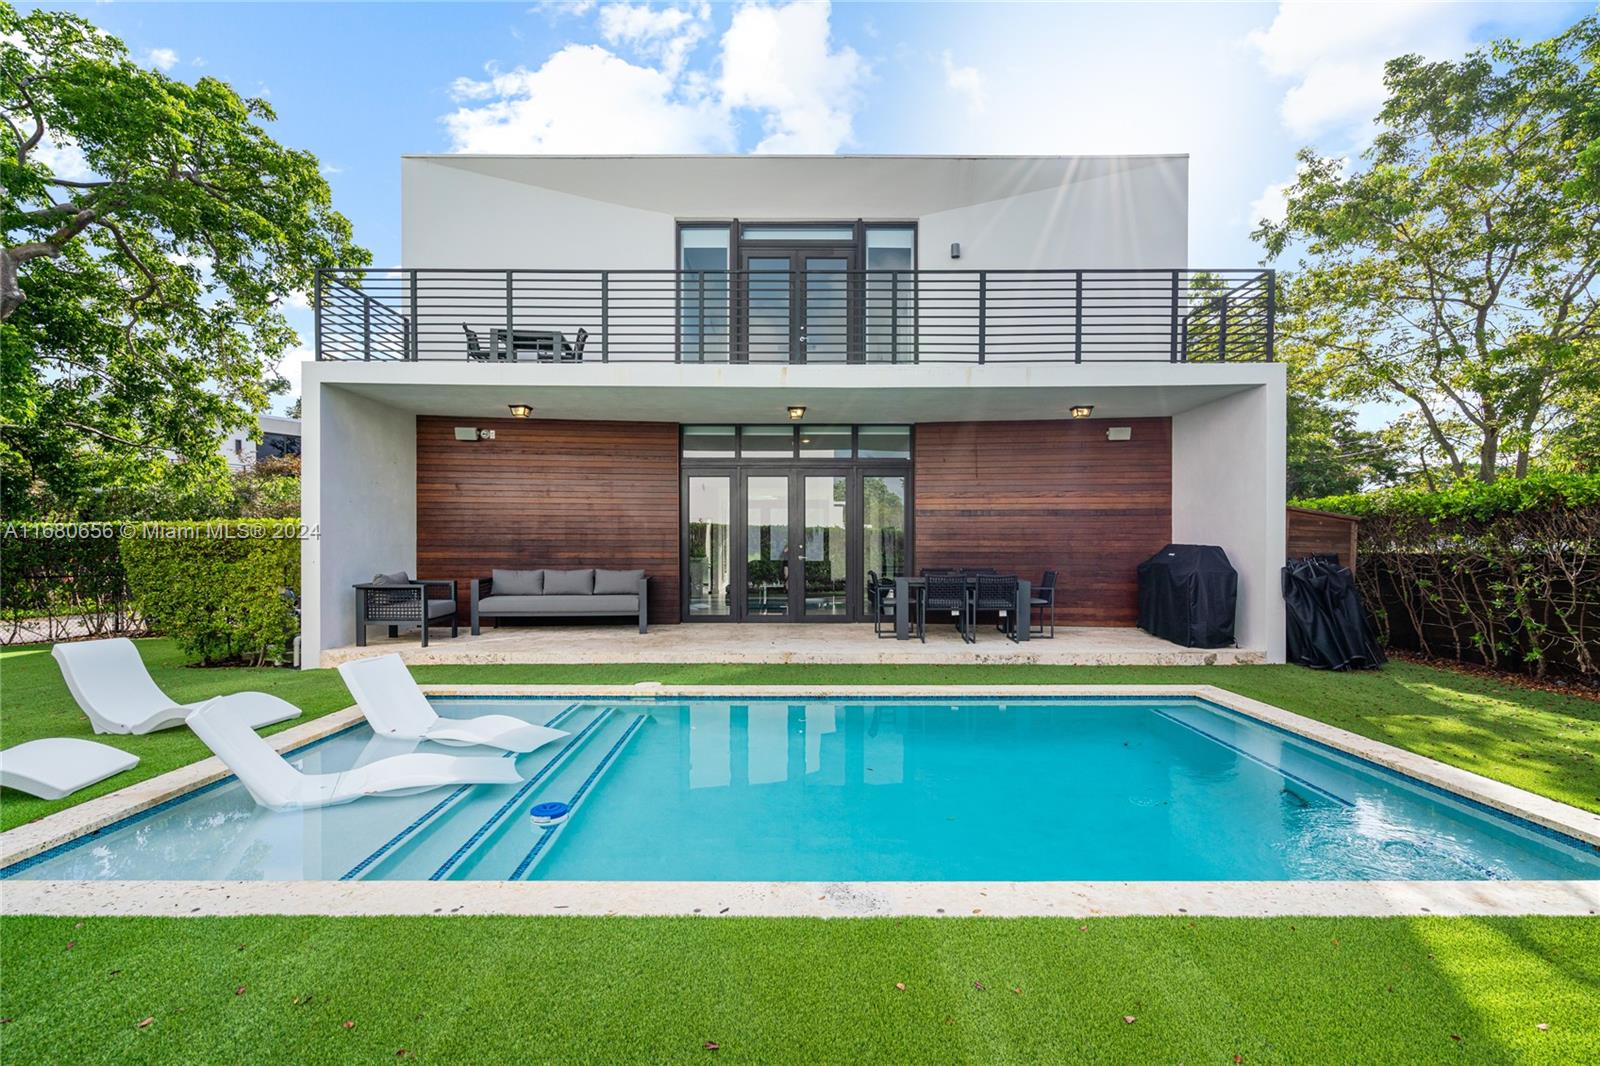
(470, 568, 648, 634)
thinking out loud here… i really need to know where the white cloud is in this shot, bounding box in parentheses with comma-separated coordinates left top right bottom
(273, 344, 315, 404)
(532, 0, 596, 18)
(1247, 1, 1549, 141)
(145, 47, 179, 71)
(598, 2, 709, 78)
(32, 135, 93, 181)
(719, 0, 868, 153)
(444, 45, 733, 153)
(1249, 179, 1293, 230)
(940, 50, 984, 116)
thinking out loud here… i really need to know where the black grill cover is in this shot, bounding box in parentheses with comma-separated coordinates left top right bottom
(1136, 544, 1237, 648)
(1282, 556, 1386, 670)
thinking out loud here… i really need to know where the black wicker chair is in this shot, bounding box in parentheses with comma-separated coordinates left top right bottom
(919, 572, 973, 643)
(1030, 569, 1058, 639)
(974, 574, 1021, 642)
(867, 570, 899, 639)
(354, 575, 458, 647)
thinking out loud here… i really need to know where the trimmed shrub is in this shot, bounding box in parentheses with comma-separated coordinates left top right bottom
(0, 523, 141, 643)
(120, 520, 301, 666)
(1296, 473, 1600, 678)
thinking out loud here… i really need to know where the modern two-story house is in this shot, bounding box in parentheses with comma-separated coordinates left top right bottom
(302, 154, 1285, 665)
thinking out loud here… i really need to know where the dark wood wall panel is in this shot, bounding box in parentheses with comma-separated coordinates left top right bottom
(913, 419, 1172, 626)
(1286, 507, 1359, 567)
(416, 417, 680, 624)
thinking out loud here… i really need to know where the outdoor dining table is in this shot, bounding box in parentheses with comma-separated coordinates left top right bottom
(893, 575, 1031, 642)
(487, 327, 570, 361)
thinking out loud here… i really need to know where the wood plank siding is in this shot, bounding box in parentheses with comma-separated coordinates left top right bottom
(1286, 506, 1359, 567)
(913, 419, 1172, 626)
(415, 417, 681, 624)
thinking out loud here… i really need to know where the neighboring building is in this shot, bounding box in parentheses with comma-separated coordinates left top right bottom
(303, 154, 1285, 664)
(222, 413, 302, 471)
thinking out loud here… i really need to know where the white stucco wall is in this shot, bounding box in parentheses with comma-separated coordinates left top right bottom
(1170, 373, 1288, 661)
(401, 155, 1188, 270)
(301, 378, 417, 665)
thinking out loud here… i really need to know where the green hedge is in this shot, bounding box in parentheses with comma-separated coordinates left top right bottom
(1294, 470, 1600, 521)
(119, 520, 301, 666)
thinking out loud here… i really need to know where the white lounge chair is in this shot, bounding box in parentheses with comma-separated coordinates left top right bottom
(51, 638, 300, 735)
(337, 653, 568, 753)
(188, 695, 522, 811)
(0, 738, 139, 800)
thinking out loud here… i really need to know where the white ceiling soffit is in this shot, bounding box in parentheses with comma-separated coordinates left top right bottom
(412, 154, 1186, 218)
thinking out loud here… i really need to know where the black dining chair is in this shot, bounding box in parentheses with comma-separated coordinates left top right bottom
(1030, 570, 1058, 639)
(920, 572, 973, 643)
(462, 323, 494, 361)
(866, 570, 897, 639)
(974, 574, 1021, 642)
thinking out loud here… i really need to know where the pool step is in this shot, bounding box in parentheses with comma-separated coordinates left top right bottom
(341, 703, 598, 882)
(507, 713, 648, 880)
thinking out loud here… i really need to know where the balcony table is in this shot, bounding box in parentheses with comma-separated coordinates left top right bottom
(893, 575, 1030, 642)
(487, 327, 570, 362)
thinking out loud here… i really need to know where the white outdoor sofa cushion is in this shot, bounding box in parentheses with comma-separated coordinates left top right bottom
(337, 653, 568, 754)
(51, 638, 300, 735)
(0, 738, 139, 800)
(188, 695, 522, 811)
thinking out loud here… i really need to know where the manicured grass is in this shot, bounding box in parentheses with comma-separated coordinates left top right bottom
(3, 638, 1596, 831)
(0, 914, 1595, 1064)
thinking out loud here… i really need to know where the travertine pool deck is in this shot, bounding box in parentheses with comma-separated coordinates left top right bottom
(4, 685, 1597, 919)
(321, 623, 1265, 668)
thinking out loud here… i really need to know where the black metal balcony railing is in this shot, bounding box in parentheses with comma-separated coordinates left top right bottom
(313, 268, 1274, 364)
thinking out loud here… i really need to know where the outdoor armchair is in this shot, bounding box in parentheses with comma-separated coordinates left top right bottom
(1030, 569, 1058, 639)
(920, 573, 973, 643)
(354, 574, 459, 647)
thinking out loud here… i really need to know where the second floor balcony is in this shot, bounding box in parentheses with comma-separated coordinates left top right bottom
(313, 267, 1275, 366)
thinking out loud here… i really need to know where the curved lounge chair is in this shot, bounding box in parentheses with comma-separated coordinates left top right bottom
(0, 738, 139, 800)
(338, 653, 568, 753)
(51, 638, 300, 735)
(188, 695, 522, 811)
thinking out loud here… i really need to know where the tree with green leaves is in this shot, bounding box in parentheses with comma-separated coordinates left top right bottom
(1, 4, 367, 517)
(1257, 15, 1600, 484)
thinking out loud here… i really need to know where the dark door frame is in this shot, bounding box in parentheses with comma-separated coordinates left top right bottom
(735, 244, 862, 364)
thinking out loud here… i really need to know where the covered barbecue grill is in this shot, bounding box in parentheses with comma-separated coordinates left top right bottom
(1136, 544, 1238, 648)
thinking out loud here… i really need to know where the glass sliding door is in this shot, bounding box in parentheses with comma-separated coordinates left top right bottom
(686, 476, 732, 616)
(745, 475, 791, 617)
(803, 475, 849, 616)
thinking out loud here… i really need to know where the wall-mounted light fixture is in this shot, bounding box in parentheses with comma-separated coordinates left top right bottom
(950, 242, 961, 260)
(787, 405, 807, 420)
(1106, 426, 1132, 441)
(1070, 404, 1095, 419)
(507, 403, 533, 419)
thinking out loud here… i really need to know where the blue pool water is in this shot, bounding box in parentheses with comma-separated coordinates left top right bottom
(5, 697, 1598, 882)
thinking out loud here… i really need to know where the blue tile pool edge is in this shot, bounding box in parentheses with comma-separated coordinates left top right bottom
(4, 693, 1596, 880)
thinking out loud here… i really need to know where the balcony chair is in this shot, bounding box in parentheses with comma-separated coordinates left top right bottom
(974, 574, 1021, 642)
(462, 323, 500, 362)
(354, 573, 459, 648)
(565, 327, 588, 362)
(919, 572, 973, 643)
(866, 570, 897, 639)
(1030, 570, 1058, 639)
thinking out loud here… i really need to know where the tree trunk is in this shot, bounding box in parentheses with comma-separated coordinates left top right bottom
(0, 249, 22, 322)
(1478, 426, 1499, 483)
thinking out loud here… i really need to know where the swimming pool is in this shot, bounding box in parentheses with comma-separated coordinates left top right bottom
(5, 696, 1598, 882)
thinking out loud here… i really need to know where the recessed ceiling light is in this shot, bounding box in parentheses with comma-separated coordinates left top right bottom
(787, 405, 806, 420)
(507, 403, 533, 418)
(1070, 404, 1094, 419)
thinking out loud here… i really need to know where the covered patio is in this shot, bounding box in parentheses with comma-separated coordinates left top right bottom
(320, 623, 1266, 667)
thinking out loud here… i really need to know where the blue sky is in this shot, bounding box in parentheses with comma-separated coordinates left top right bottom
(32, 1, 1591, 410)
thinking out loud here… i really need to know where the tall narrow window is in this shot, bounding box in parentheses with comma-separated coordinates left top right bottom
(863, 475, 908, 581)
(680, 226, 731, 362)
(865, 227, 915, 363)
(687, 476, 732, 616)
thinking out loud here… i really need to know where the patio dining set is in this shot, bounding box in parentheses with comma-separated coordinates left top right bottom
(868, 569, 1058, 643)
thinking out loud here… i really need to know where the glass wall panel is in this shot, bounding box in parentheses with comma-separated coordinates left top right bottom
(858, 425, 912, 458)
(740, 425, 794, 457)
(803, 476, 849, 616)
(863, 475, 908, 582)
(866, 227, 916, 363)
(745, 476, 790, 617)
(687, 476, 732, 616)
(680, 227, 731, 362)
(683, 425, 735, 458)
(797, 425, 852, 458)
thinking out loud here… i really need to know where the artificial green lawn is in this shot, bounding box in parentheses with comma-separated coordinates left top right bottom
(1, 915, 1597, 1064)
(2, 637, 1597, 831)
